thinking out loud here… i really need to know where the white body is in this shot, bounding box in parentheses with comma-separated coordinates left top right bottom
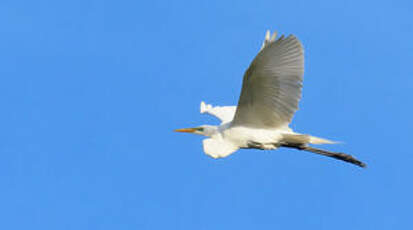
(200, 102, 331, 158)
(222, 125, 288, 148)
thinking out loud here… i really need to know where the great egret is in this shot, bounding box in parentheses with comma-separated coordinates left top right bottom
(175, 30, 366, 168)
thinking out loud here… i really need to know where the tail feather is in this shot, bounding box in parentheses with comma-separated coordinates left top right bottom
(282, 134, 337, 145)
(309, 136, 337, 145)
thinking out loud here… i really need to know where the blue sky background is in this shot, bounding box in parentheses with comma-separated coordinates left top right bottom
(1, 0, 412, 229)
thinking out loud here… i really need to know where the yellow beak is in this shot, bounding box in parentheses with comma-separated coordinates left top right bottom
(174, 127, 198, 133)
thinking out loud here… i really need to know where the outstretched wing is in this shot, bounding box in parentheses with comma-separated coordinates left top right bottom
(232, 31, 304, 129)
(200, 101, 236, 124)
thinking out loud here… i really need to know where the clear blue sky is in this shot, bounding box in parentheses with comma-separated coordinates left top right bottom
(1, 0, 412, 229)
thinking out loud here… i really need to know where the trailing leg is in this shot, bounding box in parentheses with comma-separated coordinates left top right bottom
(280, 143, 366, 168)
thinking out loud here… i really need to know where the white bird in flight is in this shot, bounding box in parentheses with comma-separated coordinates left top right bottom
(175, 30, 365, 168)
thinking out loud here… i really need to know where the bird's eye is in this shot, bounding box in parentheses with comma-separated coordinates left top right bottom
(197, 127, 204, 132)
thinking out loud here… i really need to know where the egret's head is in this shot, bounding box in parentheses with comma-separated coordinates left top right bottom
(174, 125, 217, 137)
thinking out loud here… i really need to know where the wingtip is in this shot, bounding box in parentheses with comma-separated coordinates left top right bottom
(270, 31, 277, 41)
(264, 30, 278, 41)
(261, 30, 278, 51)
(265, 30, 271, 40)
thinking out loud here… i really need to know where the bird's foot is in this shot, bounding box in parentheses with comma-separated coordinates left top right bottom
(246, 141, 277, 150)
(246, 141, 263, 149)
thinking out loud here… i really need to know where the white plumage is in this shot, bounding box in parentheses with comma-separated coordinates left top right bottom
(175, 30, 366, 168)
